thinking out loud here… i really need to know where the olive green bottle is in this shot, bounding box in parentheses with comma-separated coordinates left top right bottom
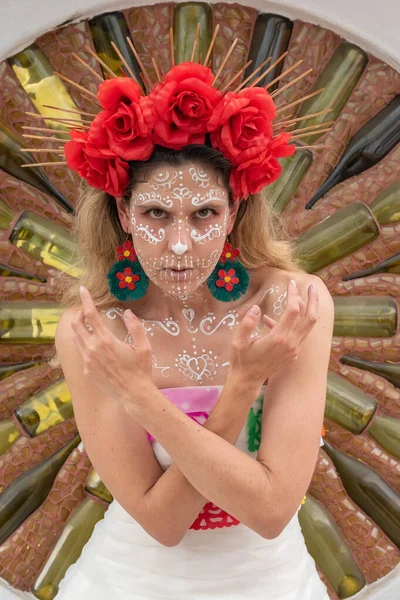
(267, 149, 313, 212)
(0, 434, 80, 545)
(369, 181, 400, 225)
(294, 201, 380, 273)
(322, 439, 400, 548)
(342, 252, 400, 281)
(174, 3, 212, 65)
(14, 377, 73, 437)
(368, 415, 400, 460)
(0, 301, 63, 344)
(299, 494, 365, 597)
(0, 418, 21, 456)
(33, 496, 106, 600)
(332, 296, 397, 338)
(340, 355, 400, 389)
(325, 371, 377, 434)
(85, 469, 114, 503)
(8, 211, 79, 276)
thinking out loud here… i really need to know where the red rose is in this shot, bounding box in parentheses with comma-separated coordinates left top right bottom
(92, 79, 154, 161)
(229, 133, 296, 200)
(208, 87, 276, 161)
(64, 130, 129, 197)
(149, 62, 223, 149)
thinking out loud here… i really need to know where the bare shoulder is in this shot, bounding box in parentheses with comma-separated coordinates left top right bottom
(56, 304, 128, 344)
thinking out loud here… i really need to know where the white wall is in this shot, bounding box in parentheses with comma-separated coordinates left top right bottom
(0, 0, 399, 70)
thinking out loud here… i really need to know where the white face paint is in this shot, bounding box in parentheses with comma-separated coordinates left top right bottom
(129, 163, 233, 300)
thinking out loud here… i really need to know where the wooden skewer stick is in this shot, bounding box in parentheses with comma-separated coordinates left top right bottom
(270, 67, 313, 99)
(276, 88, 325, 115)
(148, 51, 162, 83)
(83, 44, 117, 80)
(110, 41, 139, 83)
(126, 37, 153, 91)
(212, 38, 238, 87)
(72, 52, 104, 82)
(170, 28, 175, 68)
(220, 60, 252, 93)
(289, 127, 332, 140)
(22, 125, 72, 135)
(191, 23, 201, 62)
(53, 70, 100, 102)
(24, 111, 92, 125)
(273, 108, 332, 128)
(41, 104, 97, 118)
(296, 144, 331, 150)
(203, 24, 220, 67)
(22, 148, 66, 153)
(21, 162, 68, 168)
(264, 59, 303, 90)
(289, 120, 335, 135)
(233, 56, 274, 93)
(22, 134, 71, 142)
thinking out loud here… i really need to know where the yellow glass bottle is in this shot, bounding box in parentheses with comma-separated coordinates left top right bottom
(0, 302, 63, 344)
(0, 418, 21, 456)
(85, 469, 114, 503)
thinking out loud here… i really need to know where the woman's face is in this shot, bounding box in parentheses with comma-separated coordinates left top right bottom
(125, 163, 238, 299)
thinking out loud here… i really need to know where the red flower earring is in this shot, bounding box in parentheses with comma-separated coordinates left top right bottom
(106, 234, 150, 301)
(207, 239, 250, 302)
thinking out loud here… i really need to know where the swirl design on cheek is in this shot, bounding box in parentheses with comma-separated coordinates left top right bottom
(191, 225, 223, 244)
(136, 225, 165, 244)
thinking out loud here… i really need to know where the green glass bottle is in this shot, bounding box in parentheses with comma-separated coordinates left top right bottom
(9, 43, 83, 132)
(0, 302, 63, 344)
(0, 418, 21, 456)
(0, 198, 14, 230)
(0, 120, 73, 213)
(322, 439, 400, 548)
(85, 469, 114, 503)
(244, 13, 293, 91)
(340, 355, 400, 389)
(294, 201, 380, 273)
(89, 12, 142, 82)
(298, 494, 365, 597)
(14, 377, 72, 437)
(295, 42, 368, 144)
(32, 497, 106, 600)
(306, 95, 400, 209)
(332, 296, 397, 338)
(369, 181, 400, 225)
(267, 149, 313, 212)
(0, 434, 80, 545)
(0, 262, 46, 282)
(368, 415, 400, 460)
(0, 359, 41, 380)
(174, 3, 212, 65)
(325, 371, 377, 434)
(342, 252, 400, 281)
(8, 211, 79, 276)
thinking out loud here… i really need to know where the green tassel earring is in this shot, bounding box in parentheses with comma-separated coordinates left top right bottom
(106, 234, 150, 301)
(207, 240, 250, 302)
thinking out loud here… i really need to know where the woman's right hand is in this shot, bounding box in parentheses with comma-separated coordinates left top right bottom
(229, 279, 319, 386)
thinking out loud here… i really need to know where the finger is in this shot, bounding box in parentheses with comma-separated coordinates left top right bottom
(262, 314, 277, 329)
(123, 310, 151, 348)
(296, 283, 319, 341)
(277, 280, 301, 331)
(70, 309, 89, 352)
(79, 286, 105, 333)
(236, 305, 261, 343)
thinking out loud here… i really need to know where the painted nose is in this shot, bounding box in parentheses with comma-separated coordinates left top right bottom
(169, 229, 192, 255)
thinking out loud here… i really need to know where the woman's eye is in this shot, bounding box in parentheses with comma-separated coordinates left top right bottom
(197, 208, 217, 218)
(147, 209, 166, 219)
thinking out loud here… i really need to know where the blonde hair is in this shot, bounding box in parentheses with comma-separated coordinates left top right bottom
(47, 171, 305, 368)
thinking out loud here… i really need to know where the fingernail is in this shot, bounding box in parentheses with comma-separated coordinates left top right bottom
(290, 279, 296, 288)
(124, 309, 133, 319)
(250, 305, 260, 316)
(311, 284, 317, 292)
(79, 285, 86, 293)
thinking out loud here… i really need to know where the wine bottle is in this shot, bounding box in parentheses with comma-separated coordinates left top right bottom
(8, 210, 79, 276)
(9, 43, 83, 132)
(32, 496, 106, 600)
(0, 120, 73, 213)
(0, 359, 42, 380)
(322, 439, 400, 548)
(0, 301, 63, 344)
(325, 371, 377, 434)
(89, 12, 142, 83)
(174, 3, 212, 65)
(369, 181, 400, 225)
(294, 201, 379, 273)
(368, 415, 400, 460)
(0, 418, 21, 456)
(14, 377, 72, 437)
(306, 95, 400, 209)
(332, 296, 397, 338)
(340, 354, 400, 389)
(0, 197, 14, 231)
(267, 149, 313, 211)
(298, 494, 365, 597)
(243, 13, 293, 91)
(0, 434, 80, 545)
(0, 261, 46, 282)
(295, 42, 368, 143)
(85, 469, 113, 503)
(342, 252, 400, 281)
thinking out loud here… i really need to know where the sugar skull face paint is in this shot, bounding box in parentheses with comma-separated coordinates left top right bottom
(127, 163, 237, 299)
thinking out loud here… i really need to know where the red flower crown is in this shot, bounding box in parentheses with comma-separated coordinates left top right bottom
(63, 61, 296, 201)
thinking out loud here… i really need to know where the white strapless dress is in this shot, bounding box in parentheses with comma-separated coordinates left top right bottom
(55, 386, 330, 600)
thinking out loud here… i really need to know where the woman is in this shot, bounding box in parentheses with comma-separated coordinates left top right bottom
(44, 55, 335, 598)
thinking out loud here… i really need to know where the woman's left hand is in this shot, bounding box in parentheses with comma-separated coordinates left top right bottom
(70, 286, 154, 404)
